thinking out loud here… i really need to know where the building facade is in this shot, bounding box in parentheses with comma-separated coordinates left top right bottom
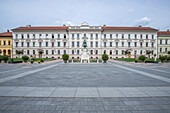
(12, 23, 158, 59)
(0, 30, 13, 57)
(157, 30, 170, 57)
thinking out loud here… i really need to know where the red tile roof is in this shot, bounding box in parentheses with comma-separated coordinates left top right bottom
(102, 27, 157, 31)
(12, 26, 69, 30)
(0, 32, 12, 36)
(157, 31, 170, 35)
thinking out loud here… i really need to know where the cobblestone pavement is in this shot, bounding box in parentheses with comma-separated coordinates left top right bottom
(0, 60, 170, 113)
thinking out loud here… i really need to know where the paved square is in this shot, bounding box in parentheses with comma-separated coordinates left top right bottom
(0, 60, 170, 112)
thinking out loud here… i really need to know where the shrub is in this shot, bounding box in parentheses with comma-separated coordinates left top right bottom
(2, 55, 9, 63)
(62, 54, 69, 63)
(41, 59, 44, 62)
(138, 55, 146, 62)
(159, 55, 167, 63)
(37, 60, 41, 63)
(22, 56, 29, 63)
(102, 54, 109, 63)
(0, 56, 3, 60)
(31, 60, 34, 64)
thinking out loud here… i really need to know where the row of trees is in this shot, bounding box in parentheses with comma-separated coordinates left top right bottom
(16, 50, 44, 58)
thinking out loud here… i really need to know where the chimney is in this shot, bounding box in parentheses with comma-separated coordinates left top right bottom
(167, 29, 169, 32)
(103, 24, 106, 27)
(7, 30, 9, 32)
(27, 25, 31, 28)
(63, 24, 66, 26)
(139, 25, 142, 27)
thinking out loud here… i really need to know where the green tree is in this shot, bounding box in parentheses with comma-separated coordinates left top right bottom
(138, 55, 146, 62)
(102, 54, 109, 63)
(38, 50, 44, 58)
(16, 50, 23, 58)
(146, 50, 152, 58)
(62, 54, 69, 63)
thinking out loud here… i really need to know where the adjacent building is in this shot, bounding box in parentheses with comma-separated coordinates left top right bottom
(157, 29, 170, 57)
(12, 22, 158, 59)
(0, 30, 13, 57)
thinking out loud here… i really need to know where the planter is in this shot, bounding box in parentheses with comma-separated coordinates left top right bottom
(161, 60, 164, 63)
(64, 60, 67, 63)
(103, 60, 107, 63)
(135, 61, 138, 63)
(0, 60, 1, 63)
(31, 62, 34, 64)
(4, 60, 7, 63)
(24, 60, 27, 63)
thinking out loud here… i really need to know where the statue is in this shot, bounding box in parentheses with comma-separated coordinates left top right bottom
(83, 40, 87, 48)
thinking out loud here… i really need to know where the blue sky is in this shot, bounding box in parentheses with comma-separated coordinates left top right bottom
(0, 0, 170, 32)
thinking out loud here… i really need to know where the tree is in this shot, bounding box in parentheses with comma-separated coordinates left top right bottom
(146, 50, 152, 58)
(138, 55, 146, 62)
(62, 54, 69, 63)
(102, 54, 109, 63)
(38, 50, 44, 58)
(16, 50, 23, 58)
(159, 55, 167, 63)
(125, 50, 131, 58)
(22, 56, 29, 63)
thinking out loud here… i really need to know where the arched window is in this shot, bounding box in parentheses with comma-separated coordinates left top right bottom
(3, 50, 6, 55)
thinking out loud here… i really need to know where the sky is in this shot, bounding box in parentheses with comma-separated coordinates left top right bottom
(0, 0, 170, 32)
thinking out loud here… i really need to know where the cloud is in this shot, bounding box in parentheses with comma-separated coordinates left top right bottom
(135, 17, 151, 26)
(55, 20, 74, 26)
(128, 9, 134, 13)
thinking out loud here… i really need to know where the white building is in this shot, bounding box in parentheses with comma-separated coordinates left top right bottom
(12, 22, 158, 59)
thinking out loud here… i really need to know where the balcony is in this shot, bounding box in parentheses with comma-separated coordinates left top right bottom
(82, 37, 88, 39)
(62, 38, 67, 42)
(139, 39, 144, 42)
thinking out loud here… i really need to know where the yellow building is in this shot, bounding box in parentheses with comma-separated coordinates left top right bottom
(0, 30, 13, 57)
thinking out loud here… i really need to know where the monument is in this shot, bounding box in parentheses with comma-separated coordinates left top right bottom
(81, 40, 90, 63)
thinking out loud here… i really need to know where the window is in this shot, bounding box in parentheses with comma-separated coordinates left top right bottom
(116, 34, 118, 39)
(135, 34, 137, 39)
(39, 42, 42, 47)
(160, 40, 162, 44)
(8, 41, 10, 45)
(52, 50, 54, 55)
(58, 34, 60, 38)
(16, 34, 18, 39)
(96, 50, 98, 54)
(110, 42, 112, 47)
(4, 41, 6, 45)
(33, 50, 35, 54)
(96, 42, 98, 47)
(91, 42, 93, 47)
(72, 50, 74, 54)
(33, 34, 35, 39)
(110, 50, 112, 55)
(146, 42, 148, 47)
(96, 34, 98, 38)
(91, 34, 93, 38)
(128, 42, 130, 47)
(116, 42, 118, 47)
(58, 42, 60, 47)
(64, 42, 66, 47)
(52, 34, 54, 38)
(39, 34, 42, 38)
(122, 42, 124, 47)
(16, 42, 18, 47)
(46, 50, 48, 55)
(33, 42, 35, 47)
(140, 50, 142, 55)
(116, 50, 118, 55)
(27, 34, 29, 39)
(104, 34, 106, 39)
(165, 48, 167, 52)
(77, 34, 79, 38)
(110, 34, 112, 39)
(140, 42, 142, 47)
(140, 34, 142, 39)
(72, 42, 74, 47)
(64, 34, 66, 38)
(77, 42, 79, 47)
(152, 42, 154, 48)
(64, 50, 66, 54)
(165, 40, 168, 44)
(27, 50, 29, 55)
(122, 34, 124, 39)
(72, 34, 74, 38)
(146, 34, 148, 39)
(27, 42, 29, 47)
(58, 50, 60, 55)
(21, 42, 24, 47)
(0, 41, 1, 45)
(128, 34, 130, 39)
(84, 34, 86, 37)
(104, 50, 106, 54)
(134, 42, 137, 47)
(160, 48, 162, 52)
(52, 42, 54, 47)
(152, 35, 154, 39)
(46, 42, 48, 47)
(77, 50, 79, 55)
(122, 50, 124, 55)
(104, 42, 106, 47)
(21, 34, 24, 39)
(46, 34, 48, 38)
(90, 50, 93, 54)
